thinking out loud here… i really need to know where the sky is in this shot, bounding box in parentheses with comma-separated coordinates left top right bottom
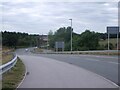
(0, 0, 119, 35)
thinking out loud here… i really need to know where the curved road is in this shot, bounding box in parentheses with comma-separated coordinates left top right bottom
(16, 49, 118, 88)
(38, 54, 119, 85)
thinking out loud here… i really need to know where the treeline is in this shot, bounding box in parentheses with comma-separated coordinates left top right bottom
(48, 27, 120, 51)
(1, 27, 119, 50)
(2, 31, 38, 48)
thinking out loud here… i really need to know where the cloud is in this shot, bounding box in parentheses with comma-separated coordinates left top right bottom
(2, 0, 119, 2)
(1, 2, 118, 34)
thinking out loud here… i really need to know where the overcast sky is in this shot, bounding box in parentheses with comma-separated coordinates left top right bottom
(0, 1, 118, 35)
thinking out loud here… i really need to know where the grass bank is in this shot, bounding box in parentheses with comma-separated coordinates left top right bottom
(99, 38, 118, 50)
(1, 47, 15, 65)
(2, 54, 14, 65)
(2, 58, 25, 90)
(32, 47, 119, 56)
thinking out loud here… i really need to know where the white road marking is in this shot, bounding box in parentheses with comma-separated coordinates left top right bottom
(108, 62, 119, 65)
(85, 58, 100, 62)
(85, 58, 119, 65)
(93, 56, 118, 59)
(80, 55, 118, 59)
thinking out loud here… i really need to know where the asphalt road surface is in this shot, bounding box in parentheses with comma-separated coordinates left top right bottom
(37, 54, 119, 84)
(16, 49, 119, 88)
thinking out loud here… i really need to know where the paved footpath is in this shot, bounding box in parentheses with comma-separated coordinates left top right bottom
(18, 55, 118, 88)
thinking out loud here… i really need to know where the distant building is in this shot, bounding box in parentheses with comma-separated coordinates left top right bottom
(38, 35, 48, 48)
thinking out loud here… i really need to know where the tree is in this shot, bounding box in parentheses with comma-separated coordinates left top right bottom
(48, 27, 72, 50)
(72, 33, 81, 51)
(48, 28, 100, 51)
(79, 30, 99, 50)
(2, 31, 38, 48)
(2, 31, 18, 48)
(48, 30, 54, 48)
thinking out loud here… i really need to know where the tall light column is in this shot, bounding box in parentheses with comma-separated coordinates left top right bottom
(69, 19, 72, 52)
(47, 34, 48, 51)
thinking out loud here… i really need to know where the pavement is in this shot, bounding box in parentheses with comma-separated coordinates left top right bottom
(17, 52, 118, 88)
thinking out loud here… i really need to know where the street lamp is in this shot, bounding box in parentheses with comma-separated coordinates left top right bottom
(69, 19, 72, 52)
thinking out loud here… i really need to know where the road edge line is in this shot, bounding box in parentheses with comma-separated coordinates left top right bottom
(93, 73, 119, 88)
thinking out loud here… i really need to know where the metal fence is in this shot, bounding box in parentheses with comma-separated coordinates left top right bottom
(0, 54, 18, 75)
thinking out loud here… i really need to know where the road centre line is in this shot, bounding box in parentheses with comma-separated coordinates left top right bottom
(85, 58, 119, 65)
(79, 55, 118, 59)
(85, 58, 101, 62)
(108, 62, 119, 65)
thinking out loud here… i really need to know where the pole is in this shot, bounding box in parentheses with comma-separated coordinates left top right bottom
(56, 42, 58, 52)
(108, 33, 109, 51)
(108, 33, 110, 55)
(62, 42, 64, 52)
(117, 32, 119, 50)
(69, 19, 72, 52)
(47, 35, 48, 50)
(47, 34, 48, 50)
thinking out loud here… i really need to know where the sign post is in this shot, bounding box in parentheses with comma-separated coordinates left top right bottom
(107, 27, 119, 51)
(108, 33, 110, 51)
(117, 32, 119, 50)
(55, 41, 64, 52)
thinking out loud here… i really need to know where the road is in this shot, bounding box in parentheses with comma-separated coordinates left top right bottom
(37, 54, 119, 85)
(16, 48, 119, 88)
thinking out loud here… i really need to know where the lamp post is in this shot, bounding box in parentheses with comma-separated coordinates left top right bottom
(47, 34, 48, 51)
(69, 19, 72, 52)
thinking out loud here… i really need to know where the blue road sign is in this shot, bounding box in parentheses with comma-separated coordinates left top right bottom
(107, 27, 119, 34)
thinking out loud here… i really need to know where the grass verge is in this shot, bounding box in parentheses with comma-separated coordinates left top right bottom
(2, 54, 14, 65)
(33, 49, 119, 56)
(78, 52, 120, 56)
(1, 47, 14, 65)
(2, 57, 25, 90)
(99, 38, 117, 46)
